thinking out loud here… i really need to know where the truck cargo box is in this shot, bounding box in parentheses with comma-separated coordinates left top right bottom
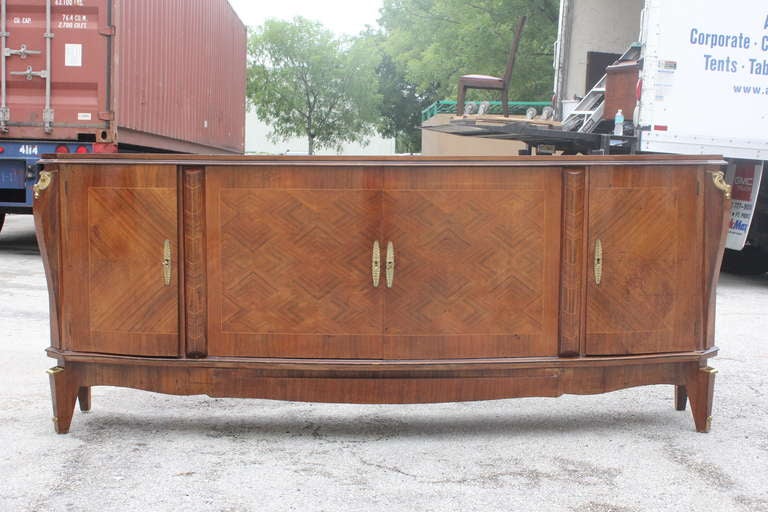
(0, 0, 245, 153)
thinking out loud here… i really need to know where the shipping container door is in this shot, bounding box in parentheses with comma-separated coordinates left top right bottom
(2, 0, 110, 140)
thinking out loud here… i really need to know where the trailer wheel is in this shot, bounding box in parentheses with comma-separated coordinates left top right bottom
(721, 247, 768, 275)
(0, 212, 5, 234)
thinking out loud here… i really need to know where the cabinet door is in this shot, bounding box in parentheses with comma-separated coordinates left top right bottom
(206, 166, 383, 358)
(61, 165, 179, 356)
(380, 166, 562, 359)
(585, 167, 703, 355)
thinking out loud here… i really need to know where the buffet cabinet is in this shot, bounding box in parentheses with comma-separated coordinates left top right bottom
(33, 154, 730, 433)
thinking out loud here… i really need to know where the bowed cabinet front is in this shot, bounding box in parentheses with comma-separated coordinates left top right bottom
(34, 155, 730, 434)
(584, 166, 704, 355)
(58, 164, 180, 357)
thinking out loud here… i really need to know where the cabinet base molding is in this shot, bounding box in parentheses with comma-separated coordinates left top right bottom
(46, 349, 717, 434)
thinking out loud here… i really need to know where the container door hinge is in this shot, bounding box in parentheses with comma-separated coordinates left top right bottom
(98, 111, 114, 121)
(0, 107, 9, 133)
(99, 26, 115, 36)
(43, 108, 54, 133)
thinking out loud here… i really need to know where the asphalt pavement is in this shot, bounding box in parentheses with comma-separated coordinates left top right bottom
(1, 213, 766, 512)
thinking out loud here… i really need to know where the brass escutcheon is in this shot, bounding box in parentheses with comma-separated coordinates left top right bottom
(594, 239, 603, 285)
(162, 240, 172, 286)
(385, 241, 395, 288)
(372, 240, 381, 288)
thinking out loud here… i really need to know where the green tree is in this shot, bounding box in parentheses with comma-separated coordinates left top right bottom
(379, 0, 558, 102)
(247, 18, 382, 154)
(376, 52, 439, 153)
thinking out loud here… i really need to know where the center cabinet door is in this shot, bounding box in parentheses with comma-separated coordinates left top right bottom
(205, 166, 384, 358)
(380, 166, 562, 359)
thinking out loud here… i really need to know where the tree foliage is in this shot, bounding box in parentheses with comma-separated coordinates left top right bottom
(375, 51, 439, 153)
(246, 3, 559, 155)
(379, 0, 559, 102)
(247, 18, 382, 154)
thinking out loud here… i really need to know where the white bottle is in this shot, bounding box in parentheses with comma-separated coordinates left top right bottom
(613, 109, 624, 136)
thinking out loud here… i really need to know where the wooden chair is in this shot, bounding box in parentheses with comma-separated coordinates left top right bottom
(456, 16, 527, 117)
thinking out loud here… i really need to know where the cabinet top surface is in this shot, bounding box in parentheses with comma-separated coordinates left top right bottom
(40, 153, 727, 168)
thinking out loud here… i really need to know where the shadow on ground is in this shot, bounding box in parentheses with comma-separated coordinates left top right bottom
(0, 215, 39, 255)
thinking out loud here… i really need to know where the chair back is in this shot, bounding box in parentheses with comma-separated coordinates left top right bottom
(502, 16, 527, 85)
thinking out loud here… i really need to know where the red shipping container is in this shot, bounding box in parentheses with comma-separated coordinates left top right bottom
(0, 0, 245, 153)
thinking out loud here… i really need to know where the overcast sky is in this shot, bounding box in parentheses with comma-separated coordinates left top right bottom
(227, 0, 384, 35)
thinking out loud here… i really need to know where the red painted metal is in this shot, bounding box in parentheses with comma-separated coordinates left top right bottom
(0, 0, 245, 154)
(92, 142, 116, 153)
(115, 0, 246, 153)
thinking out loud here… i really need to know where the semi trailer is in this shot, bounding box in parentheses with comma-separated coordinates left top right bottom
(553, 0, 768, 273)
(0, 0, 246, 232)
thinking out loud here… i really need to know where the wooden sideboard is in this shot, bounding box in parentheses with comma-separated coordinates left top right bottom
(33, 154, 730, 433)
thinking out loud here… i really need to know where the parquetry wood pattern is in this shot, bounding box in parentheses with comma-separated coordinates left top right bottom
(88, 188, 178, 334)
(60, 165, 179, 357)
(586, 167, 702, 355)
(382, 190, 546, 341)
(219, 189, 382, 333)
(377, 166, 562, 358)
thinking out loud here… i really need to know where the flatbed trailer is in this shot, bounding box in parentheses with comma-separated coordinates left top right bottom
(425, 116, 636, 155)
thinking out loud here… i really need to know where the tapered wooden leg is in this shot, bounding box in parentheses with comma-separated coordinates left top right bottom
(687, 367, 717, 433)
(78, 387, 92, 412)
(47, 366, 79, 434)
(674, 385, 687, 411)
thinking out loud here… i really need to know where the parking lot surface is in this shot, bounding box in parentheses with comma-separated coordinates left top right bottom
(1, 213, 767, 512)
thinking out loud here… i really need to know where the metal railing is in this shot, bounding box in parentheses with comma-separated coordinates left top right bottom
(421, 100, 551, 122)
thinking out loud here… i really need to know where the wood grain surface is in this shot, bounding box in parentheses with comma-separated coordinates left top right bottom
(559, 169, 587, 356)
(585, 165, 704, 355)
(33, 168, 62, 349)
(59, 164, 179, 356)
(379, 166, 561, 358)
(205, 165, 383, 358)
(182, 167, 207, 357)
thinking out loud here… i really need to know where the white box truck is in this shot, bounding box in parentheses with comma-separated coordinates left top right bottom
(554, 0, 768, 274)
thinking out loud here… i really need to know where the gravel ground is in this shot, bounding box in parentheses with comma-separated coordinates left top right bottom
(1, 213, 766, 512)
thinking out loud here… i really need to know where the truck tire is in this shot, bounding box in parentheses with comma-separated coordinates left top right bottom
(721, 247, 768, 275)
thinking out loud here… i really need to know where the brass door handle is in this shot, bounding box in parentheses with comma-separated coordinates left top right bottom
(372, 240, 381, 288)
(385, 241, 395, 288)
(594, 239, 603, 285)
(163, 239, 172, 286)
